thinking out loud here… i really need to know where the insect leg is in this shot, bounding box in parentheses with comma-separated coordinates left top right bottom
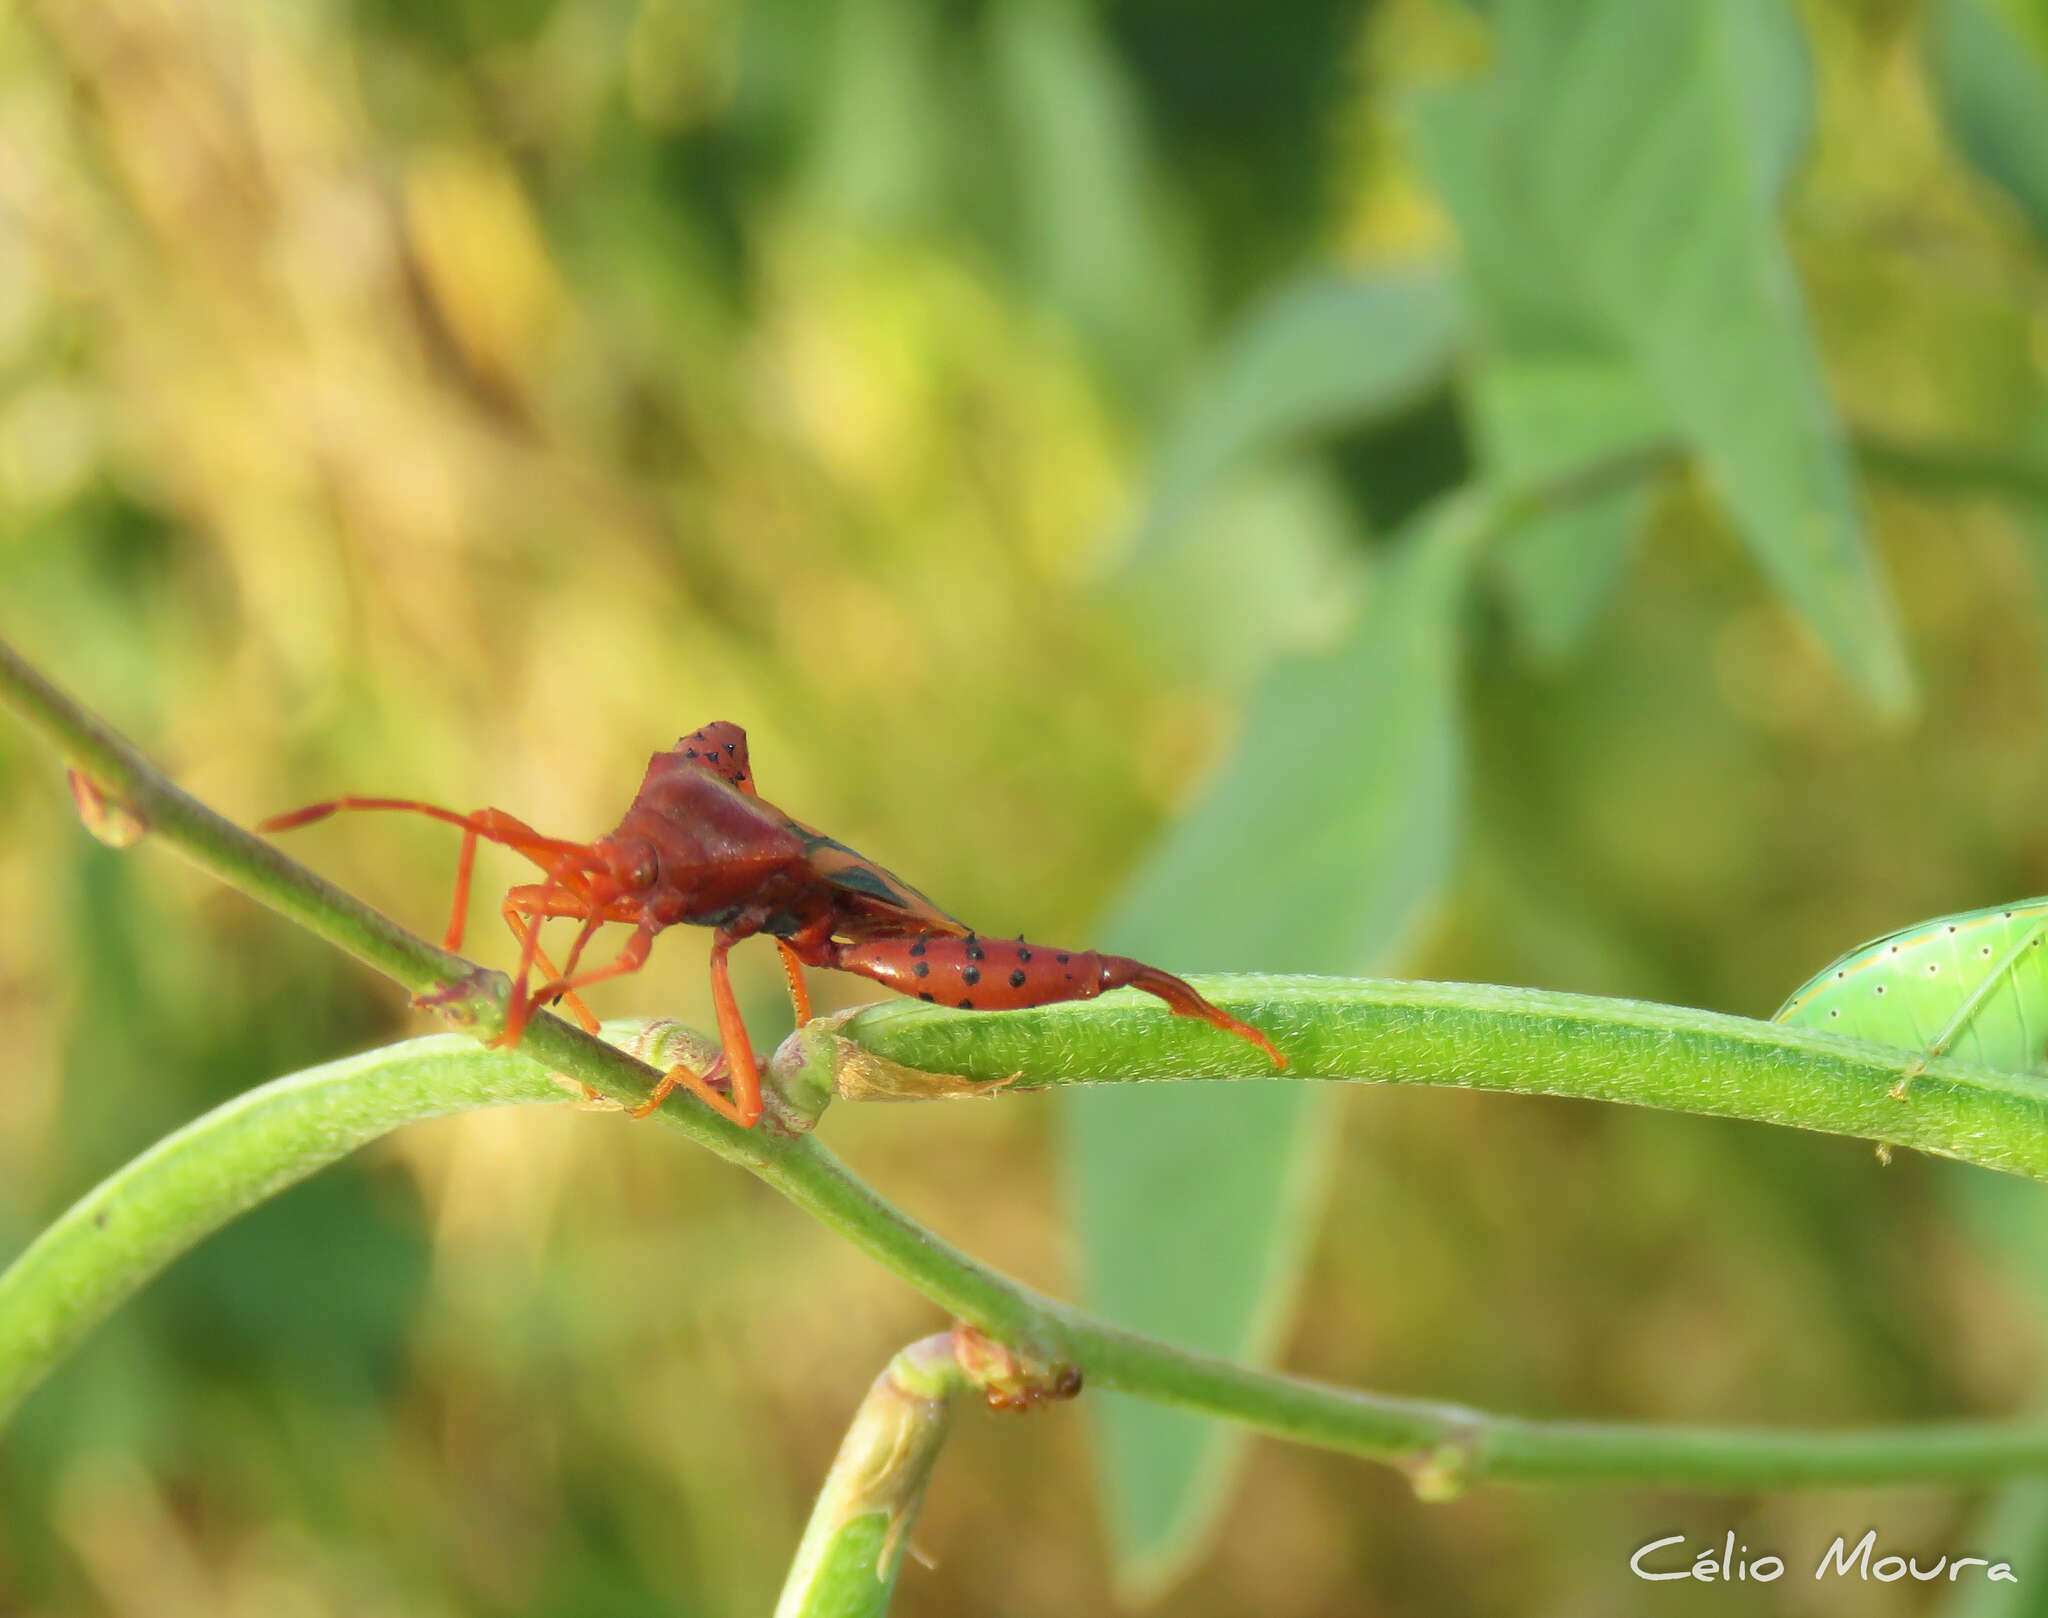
(514, 895, 649, 1011)
(632, 929, 764, 1127)
(501, 908, 599, 1035)
(489, 886, 640, 1047)
(1892, 918, 2048, 1099)
(500, 918, 659, 1051)
(261, 796, 607, 947)
(777, 940, 814, 1026)
(446, 821, 480, 950)
(442, 810, 607, 949)
(261, 797, 596, 865)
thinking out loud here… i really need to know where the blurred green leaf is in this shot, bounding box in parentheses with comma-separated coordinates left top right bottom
(1069, 490, 1482, 1588)
(807, 0, 945, 228)
(989, 0, 1196, 398)
(1411, 83, 1598, 353)
(1419, 0, 1911, 712)
(1936, 1482, 2048, 1618)
(1472, 355, 1666, 660)
(1718, 0, 1815, 200)
(1929, 0, 2048, 244)
(1115, 463, 1365, 687)
(1937, 1162, 2048, 1618)
(1133, 271, 1464, 558)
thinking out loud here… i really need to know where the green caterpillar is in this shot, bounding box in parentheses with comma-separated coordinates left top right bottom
(1775, 899, 2048, 1074)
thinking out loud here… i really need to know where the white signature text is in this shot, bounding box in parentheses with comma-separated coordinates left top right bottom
(1630, 1530, 2016, 1584)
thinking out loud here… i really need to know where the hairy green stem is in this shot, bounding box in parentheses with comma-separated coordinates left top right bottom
(8, 634, 2048, 1494)
(6, 1030, 2048, 1491)
(0, 634, 752, 1158)
(0, 638, 474, 1006)
(821, 981, 2048, 1180)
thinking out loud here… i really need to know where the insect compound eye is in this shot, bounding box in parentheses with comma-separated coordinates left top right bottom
(610, 840, 658, 891)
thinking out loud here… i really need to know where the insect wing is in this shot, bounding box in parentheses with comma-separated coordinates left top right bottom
(791, 820, 970, 937)
(1774, 898, 2048, 1072)
(664, 723, 969, 935)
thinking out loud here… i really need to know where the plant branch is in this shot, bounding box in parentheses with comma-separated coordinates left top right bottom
(9, 634, 2048, 1493)
(774, 1333, 963, 1618)
(812, 981, 2048, 1181)
(5, 1030, 2048, 1493)
(1854, 429, 2048, 509)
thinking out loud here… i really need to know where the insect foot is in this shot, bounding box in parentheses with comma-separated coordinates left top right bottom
(1398, 1428, 1480, 1502)
(411, 965, 510, 1035)
(949, 1322, 1083, 1413)
(626, 1018, 808, 1133)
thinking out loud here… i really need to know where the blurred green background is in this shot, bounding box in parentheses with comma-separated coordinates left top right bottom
(10, 0, 2048, 1611)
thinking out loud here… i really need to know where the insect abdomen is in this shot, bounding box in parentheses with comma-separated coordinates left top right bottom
(835, 935, 1105, 1011)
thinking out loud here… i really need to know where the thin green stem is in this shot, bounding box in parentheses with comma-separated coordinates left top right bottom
(0, 637, 474, 1008)
(819, 980, 2048, 1180)
(775, 1334, 962, 1618)
(8, 634, 2048, 1494)
(0, 633, 754, 1158)
(1854, 429, 2048, 509)
(0, 1040, 565, 1418)
(6, 1031, 2048, 1492)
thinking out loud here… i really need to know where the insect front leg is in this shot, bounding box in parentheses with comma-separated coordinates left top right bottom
(501, 909, 600, 1035)
(509, 916, 656, 1038)
(492, 889, 647, 1047)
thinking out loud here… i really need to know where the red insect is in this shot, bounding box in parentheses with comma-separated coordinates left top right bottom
(261, 723, 1285, 1128)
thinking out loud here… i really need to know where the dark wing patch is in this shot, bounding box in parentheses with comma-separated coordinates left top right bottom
(795, 822, 970, 936)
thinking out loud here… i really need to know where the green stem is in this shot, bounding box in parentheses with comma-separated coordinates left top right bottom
(821, 979, 2048, 1180)
(0, 634, 754, 1157)
(775, 1334, 962, 1618)
(1854, 429, 2048, 509)
(0, 637, 475, 1009)
(8, 635, 2048, 1494)
(0, 1039, 564, 1417)
(5, 1030, 2048, 1492)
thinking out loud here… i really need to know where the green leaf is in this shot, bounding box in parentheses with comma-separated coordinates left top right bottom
(1134, 271, 1464, 558)
(1936, 1161, 2048, 1618)
(1492, 496, 1645, 663)
(1934, 1480, 2048, 1618)
(1114, 463, 1365, 688)
(1068, 491, 1483, 1590)
(988, 0, 1196, 398)
(1471, 355, 1667, 660)
(1929, 0, 2048, 244)
(806, 0, 945, 228)
(1410, 84, 1605, 354)
(1417, 0, 1911, 712)
(1722, 0, 1816, 200)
